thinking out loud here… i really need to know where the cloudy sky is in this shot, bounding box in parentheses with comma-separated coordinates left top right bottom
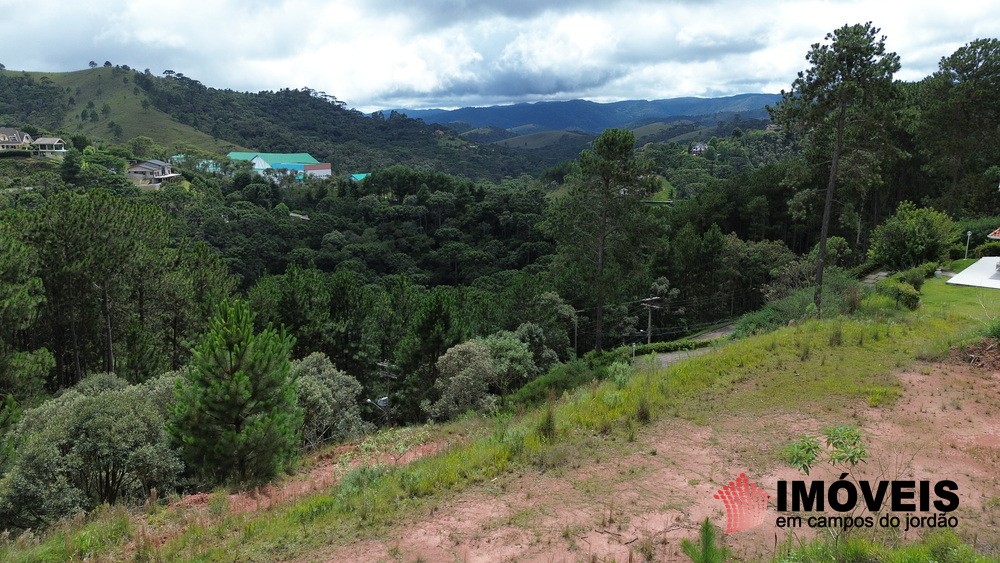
(1, 0, 996, 112)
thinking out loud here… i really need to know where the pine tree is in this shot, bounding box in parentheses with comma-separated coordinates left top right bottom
(170, 300, 300, 486)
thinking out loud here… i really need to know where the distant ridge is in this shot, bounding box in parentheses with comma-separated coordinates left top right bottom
(395, 94, 781, 134)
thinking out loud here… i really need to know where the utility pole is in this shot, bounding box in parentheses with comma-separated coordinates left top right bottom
(640, 297, 661, 345)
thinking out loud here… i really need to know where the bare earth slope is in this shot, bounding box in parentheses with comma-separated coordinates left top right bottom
(317, 355, 1000, 562)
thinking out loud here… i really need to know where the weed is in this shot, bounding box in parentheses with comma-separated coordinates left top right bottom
(635, 537, 656, 562)
(798, 341, 811, 361)
(207, 491, 228, 519)
(829, 322, 843, 346)
(635, 396, 651, 424)
(537, 399, 556, 441)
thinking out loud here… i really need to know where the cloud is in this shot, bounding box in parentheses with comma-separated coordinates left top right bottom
(0, 0, 995, 111)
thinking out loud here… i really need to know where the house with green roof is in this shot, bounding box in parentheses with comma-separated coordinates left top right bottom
(227, 152, 331, 179)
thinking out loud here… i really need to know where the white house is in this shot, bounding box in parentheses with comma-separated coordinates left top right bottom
(126, 159, 182, 188)
(31, 137, 68, 158)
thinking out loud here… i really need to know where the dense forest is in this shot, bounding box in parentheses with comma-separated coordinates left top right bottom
(0, 27, 998, 541)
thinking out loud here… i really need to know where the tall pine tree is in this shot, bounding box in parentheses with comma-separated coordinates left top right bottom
(170, 300, 300, 486)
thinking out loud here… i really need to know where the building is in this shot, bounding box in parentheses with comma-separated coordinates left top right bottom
(0, 128, 33, 151)
(126, 159, 182, 188)
(227, 152, 332, 179)
(31, 137, 67, 158)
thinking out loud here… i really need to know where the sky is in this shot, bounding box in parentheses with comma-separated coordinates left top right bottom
(1, 0, 997, 112)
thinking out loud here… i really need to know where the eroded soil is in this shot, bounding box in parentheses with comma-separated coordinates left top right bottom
(314, 349, 1000, 562)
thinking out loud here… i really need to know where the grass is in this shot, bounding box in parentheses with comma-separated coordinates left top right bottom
(779, 529, 993, 562)
(494, 131, 590, 149)
(3, 278, 998, 561)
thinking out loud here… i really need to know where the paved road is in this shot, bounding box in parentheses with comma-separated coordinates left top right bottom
(639, 324, 734, 369)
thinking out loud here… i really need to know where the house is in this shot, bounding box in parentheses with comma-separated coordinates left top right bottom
(126, 159, 182, 188)
(0, 128, 33, 151)
(31, 137, 67, 158)
(348, 173, 370, 182)
(227, 152, 332, 179)
(689, 142, 709, 155)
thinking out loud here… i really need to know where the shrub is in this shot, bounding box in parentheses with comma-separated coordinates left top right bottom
(293, 353, 372, 450)
(507, 360, 602, 407)
(894, 262, 937, 292)
(868, 202, 958, 268)
(874, 278, 920, 310)
(424, 332, 538, 421)
(735, 270, 861, 337)
(0, 381, 182, 531)
(423, 341, 496, 421)
(629, 338, 713, 357)
(514, 322, 559, 374)
(974, 241, 1000, 257)
(948, 243, 967, 260)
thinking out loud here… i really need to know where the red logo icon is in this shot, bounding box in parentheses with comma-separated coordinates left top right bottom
(714, 473, 770, 533)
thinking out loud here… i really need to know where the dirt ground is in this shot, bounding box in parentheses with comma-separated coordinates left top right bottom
(312, 347, 1000, 562)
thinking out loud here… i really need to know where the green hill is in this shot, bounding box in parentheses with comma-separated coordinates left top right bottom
(1, 67, 246, 153)
(1, 67, 552, 180)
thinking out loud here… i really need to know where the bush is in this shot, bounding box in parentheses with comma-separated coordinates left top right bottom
(874, 278, 920, 310)
(0, 381, 182, 531)
(868, 202, 958, 268)
(735, 270, 861, 337)
(894, 262, 937, 292)
(514, 322, 559, 374)
(948, 243, 967, 260)
(507, 360, 603, 407)
(583, 347, 630, 369)
(954, 215, 1000, 249)
(293, 353, 372, 450)
(974, 241, 1000, 257)
(424, 332, 539, 422)
(423, 341, 496, 421)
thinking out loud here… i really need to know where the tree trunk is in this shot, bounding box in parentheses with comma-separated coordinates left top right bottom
(101, 284, 114, 373)
(814, 100, 847, 315)
(70, 310, 83, 385)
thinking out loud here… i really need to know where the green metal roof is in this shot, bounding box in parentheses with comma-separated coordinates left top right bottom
(227, 152, 320, 165)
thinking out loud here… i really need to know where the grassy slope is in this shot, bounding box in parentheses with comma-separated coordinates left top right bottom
(14, 68, 246, 153)
(3, 278, 998, 561)
(494, 131, 590, 149)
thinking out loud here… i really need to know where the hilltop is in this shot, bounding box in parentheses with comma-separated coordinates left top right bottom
(0, 67, 244, 154)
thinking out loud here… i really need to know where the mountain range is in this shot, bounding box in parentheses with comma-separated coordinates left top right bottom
(395, 94, 782, 134)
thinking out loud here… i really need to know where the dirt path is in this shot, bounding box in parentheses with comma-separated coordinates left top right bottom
(313, 352, 1000, 562)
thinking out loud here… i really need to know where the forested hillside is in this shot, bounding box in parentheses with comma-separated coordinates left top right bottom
(0, 29, 999, 561)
